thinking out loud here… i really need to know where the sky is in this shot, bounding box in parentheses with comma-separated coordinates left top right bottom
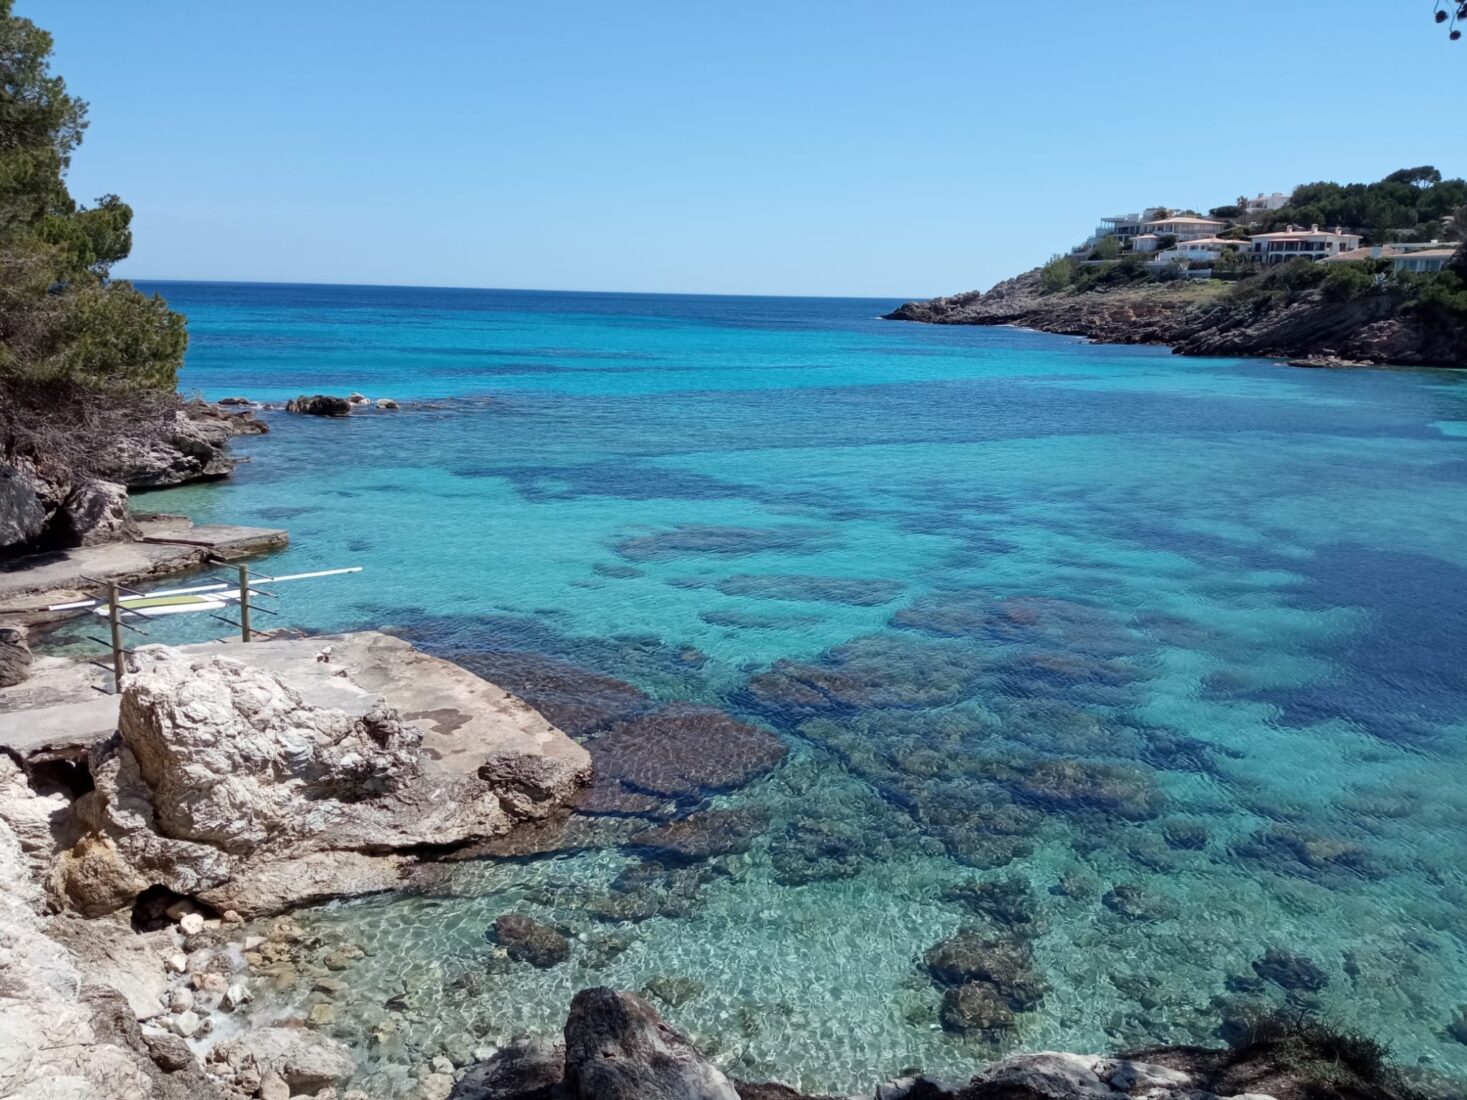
(28, 0, 1467, 298)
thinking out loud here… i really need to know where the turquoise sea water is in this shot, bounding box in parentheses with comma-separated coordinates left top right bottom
(120, 282, 1467, 1093)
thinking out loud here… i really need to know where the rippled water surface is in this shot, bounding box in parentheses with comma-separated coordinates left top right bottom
(126, 282, 1467, 1094)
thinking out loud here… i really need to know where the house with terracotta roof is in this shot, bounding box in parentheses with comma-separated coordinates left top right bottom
(1323, 241, 1459, 273)
(1247, 225, 1362, 264)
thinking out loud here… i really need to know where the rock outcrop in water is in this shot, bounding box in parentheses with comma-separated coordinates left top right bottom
(46, 644, 590, 918)
(884, 266, 1467, 367)
(1, 400, 265, 556)
(450, 986, 1434, 1100)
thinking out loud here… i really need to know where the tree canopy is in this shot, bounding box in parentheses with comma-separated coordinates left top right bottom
(0, 0, 184, 462)
(1255, 169, 1467, 245)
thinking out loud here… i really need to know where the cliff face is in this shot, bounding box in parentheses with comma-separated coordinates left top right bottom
(886, 270, 1467, 367)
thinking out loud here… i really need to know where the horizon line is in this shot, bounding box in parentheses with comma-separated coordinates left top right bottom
(125, 276, 932, 303)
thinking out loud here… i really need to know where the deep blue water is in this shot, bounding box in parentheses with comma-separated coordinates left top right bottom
(119, 281, 1467, 1094)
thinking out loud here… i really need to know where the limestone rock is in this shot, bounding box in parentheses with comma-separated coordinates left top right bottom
(53, 644, 584, 917)
(213, 1026, 354, 1092)
(494, 913, 571, 968)
(0, 623, 32, 686)
(0, 460, 49, 550)
(97, 403, 263, 490)
(58, 478, 139, 547)
(563, 986, 740, 1100)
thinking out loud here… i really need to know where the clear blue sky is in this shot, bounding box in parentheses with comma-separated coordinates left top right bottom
(29, 0, 1467, 298)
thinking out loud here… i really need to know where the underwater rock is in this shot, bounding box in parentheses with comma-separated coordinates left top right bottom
(493, 914, 571, 969)
(714, 573, 906, 606)
(1251, 947, 1329, 993)
(450, 650, 653, 740)
(642, 975, 706, 1007)
(941, 878, 1042, 933)
(1447, 1007, 1467, 1047)
(1234, 825, 1381, 882)
(769, 818, 867, 885)
(923, 930, 1047, 1010)
(1101, 884, 1179, 923)
(1004, 758, 1163, 821)
(744, 635, 990, 717)
(632, 807, 769, 862)
(586, 860, 717, 923)
(563, 987, 741, 1100)
(939, 981, 1016, 1034)
(1161, 819, 1210, 851)
(588, 705, 787, 801)
(613, 523, 832, 562)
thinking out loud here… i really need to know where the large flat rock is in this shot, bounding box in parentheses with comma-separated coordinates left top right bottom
(0, 632, 590, 789)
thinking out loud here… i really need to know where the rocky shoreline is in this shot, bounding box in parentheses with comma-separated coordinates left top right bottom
(884, 267, 1466, 368)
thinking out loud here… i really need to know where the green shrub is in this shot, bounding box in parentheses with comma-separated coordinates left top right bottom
(1040, 255, 1077, 292)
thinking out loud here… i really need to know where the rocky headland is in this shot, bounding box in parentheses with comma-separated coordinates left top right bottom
(884, 266, 1467, 368)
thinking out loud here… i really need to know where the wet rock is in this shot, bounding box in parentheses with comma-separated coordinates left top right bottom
(285, 394, 353, 416)
(450, 650, 653, 740)
(57, 478, 138, 547)
(939, 981, 1016, 1034)
(563, 986, 740, 1100)
(613, 524, 833, 562)
(143, 1028, 197, 1073)
(449, 1036, 564, 1099)
(941, 877, 1041, 932)
(588, 705, 786, 802)
(642, 975, 705, 1007)
(631, 807, 768, 862)
(923, 930, 1046, 1009)
(0, 624, 32, 687)
(714, 574, 906, 607)
(493, 914, 571, 969)
(1101, 884, 1179, 923)
(1251, 947, 1329, 993)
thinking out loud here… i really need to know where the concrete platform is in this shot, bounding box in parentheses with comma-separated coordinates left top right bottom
(0, 516, 287, 618)
(0, 632, 590, 787)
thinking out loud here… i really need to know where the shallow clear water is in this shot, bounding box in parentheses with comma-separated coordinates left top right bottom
(111, 282, 1467, 1093)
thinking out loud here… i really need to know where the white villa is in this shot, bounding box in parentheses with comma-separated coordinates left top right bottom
(1244, 191, 1290, 216)
(1326, 242, 1457, 274)
(1247, 225, 1362, 264)
(1149, 237, 1245, 266)
(1138, 214, 1228, 244)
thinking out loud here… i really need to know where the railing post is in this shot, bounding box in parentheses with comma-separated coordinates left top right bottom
(106, 583, 124, 691)
(238, 565, 252, 642)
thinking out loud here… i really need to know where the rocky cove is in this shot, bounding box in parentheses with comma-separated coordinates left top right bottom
(5, 368, 1467, 1100)
(883, 266, 1467, 368)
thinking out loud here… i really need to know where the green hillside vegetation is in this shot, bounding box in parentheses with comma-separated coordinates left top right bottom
(0, 0, 186, 469)
(1039, 168, 1467, 316)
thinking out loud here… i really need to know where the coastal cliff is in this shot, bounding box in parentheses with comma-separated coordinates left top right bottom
(886, 261, 1467, 368)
